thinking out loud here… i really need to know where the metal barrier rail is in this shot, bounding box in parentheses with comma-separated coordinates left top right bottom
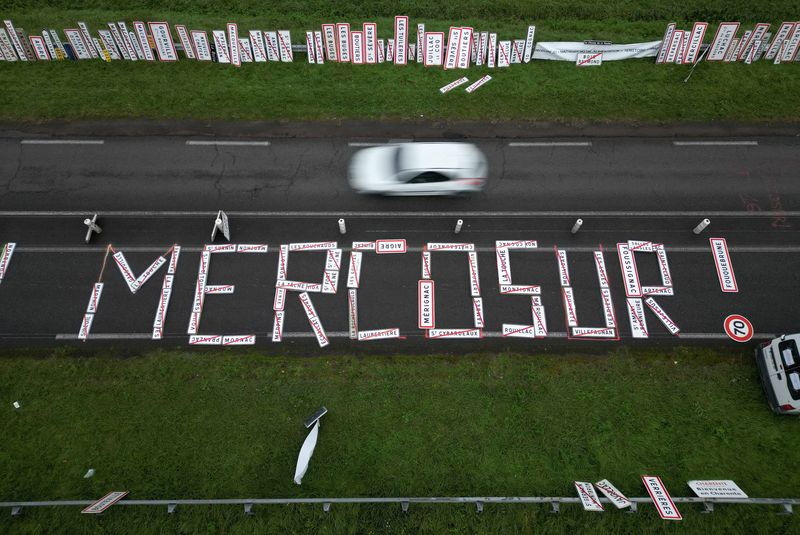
(2, 496, 797, 516)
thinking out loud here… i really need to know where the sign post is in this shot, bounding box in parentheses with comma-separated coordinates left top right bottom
(211, 210, 231, 242)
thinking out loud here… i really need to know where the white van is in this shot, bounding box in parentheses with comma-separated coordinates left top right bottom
(756, 334, 800, 415)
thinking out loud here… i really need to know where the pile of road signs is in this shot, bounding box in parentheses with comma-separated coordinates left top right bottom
(657, 21, 800, 64)
(70, 235, 748, 345)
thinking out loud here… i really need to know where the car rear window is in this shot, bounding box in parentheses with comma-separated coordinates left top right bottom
(779, 339, 800, 370)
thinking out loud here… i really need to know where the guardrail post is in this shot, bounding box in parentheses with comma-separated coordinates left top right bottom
(778, 503, 793, 515)
(626, 502, 638, 514)
(244, 503, 254, 516)
(550, 501, 560, 514)
(701, 501, 714, 514)
(10, 506, 22, 517)
(693, 218, 711, 234)
(167, 503, 177, 514)
(401, 501, 409, 513)
(323, 503, 331, 512)
(475, 501, 484, 513)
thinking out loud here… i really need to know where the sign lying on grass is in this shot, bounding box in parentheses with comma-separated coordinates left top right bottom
(688, 480, 748, 499)
(81, 491, 128, 514)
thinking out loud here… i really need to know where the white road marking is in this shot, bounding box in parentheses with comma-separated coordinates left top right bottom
(348, 142, 388, 147)
(673, 141, 758, 146)
(55, 331, 776, 340)
(20, 245, 800, 255)
(20, 139, 104, 145)
(186, 140, 271, 146)
(508, 142, 592, 147)
(14, 246, 800, 254)
(0, 210, 797, 218)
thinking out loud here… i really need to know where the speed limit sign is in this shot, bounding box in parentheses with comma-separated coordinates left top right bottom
(724, 314, 753, 343)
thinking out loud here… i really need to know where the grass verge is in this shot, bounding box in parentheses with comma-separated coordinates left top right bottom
(0, 11, 799, 123)
(1, 347, 799, 533)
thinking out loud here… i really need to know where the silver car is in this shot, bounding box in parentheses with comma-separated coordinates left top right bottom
(348, 142, 488, 195)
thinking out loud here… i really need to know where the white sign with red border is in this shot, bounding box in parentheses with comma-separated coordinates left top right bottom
(148, 22, 178, 61)
(133, 21, 154, 61)
(86, 282, 104, 314)
(299, 291, 329, 347)
(212, 30, 230, 63)
(376, 239, 407, 254)
(502, 324, 539, 339)
(347, 251, 362, 288)
(642, 476, 682, 520)
(444, 27, 460, 69)
(192, 31, 212, 61)
(222, 334, 255, 346)
(707, 22, 740, 61)
(65, 29, 92, 59)
(276, 280, 323, 293)
(425, 32, 444, 66)
(278, 30, 293, 62)
(29, 35, 49, 60)
(289, 241, 337, 251)
(394, 16, 408, 65)
(336, 23, 350, 62)
(574, 482, 604, 511)
(439, 76, 468, 94)
(576, 52, 602, 66)
(497, 41, 511, 67)
(487, 33, 497, 68)
(524, 25, 536, 63)
(465, 75, 491, 93)
(765, 22, 794, 60)
(656, 23, 676, 63)
(189, 334, 221, 345)
(347, 289, 358, 339)
(418, 280, 435, 329)
(688, 480, 748, 499)
(595, 479, 632, 509)
(322, 24, 337, 61)
(364, 23, 377, 64)
(456, 27, 472, 68)
(264, 31, 279, 62)
(427, 328, 481, 339)
(684, 22, 708, 63)
(358, 328, 400, 341)
(272, 310, 284, 342)
(709, 238, 738, 292)
(472, 297, 485, 328)
(82, 491, 128, 514)
(249, 30, 267, 62)
(617, 243, 641, 297)
(724, 314, 753, 342)
(644, 297, 680, 335)
(351, 31, 364, 64)
(626, 298, 649, 338)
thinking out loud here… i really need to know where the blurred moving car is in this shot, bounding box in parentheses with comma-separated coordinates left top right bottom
(756, 333, 800, 415)
(348, 142, 488, 195)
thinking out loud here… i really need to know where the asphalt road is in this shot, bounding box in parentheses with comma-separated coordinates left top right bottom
(0, 134, 797, 350)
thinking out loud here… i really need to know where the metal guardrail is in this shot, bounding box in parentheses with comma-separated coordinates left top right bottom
(2, 496, 797, 516)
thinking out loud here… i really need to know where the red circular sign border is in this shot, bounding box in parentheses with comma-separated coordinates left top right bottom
(724, 314, 753, 343)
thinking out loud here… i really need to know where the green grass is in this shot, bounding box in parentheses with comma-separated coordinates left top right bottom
(1, 9, 799, 123)
(1, 347, 799, 533)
